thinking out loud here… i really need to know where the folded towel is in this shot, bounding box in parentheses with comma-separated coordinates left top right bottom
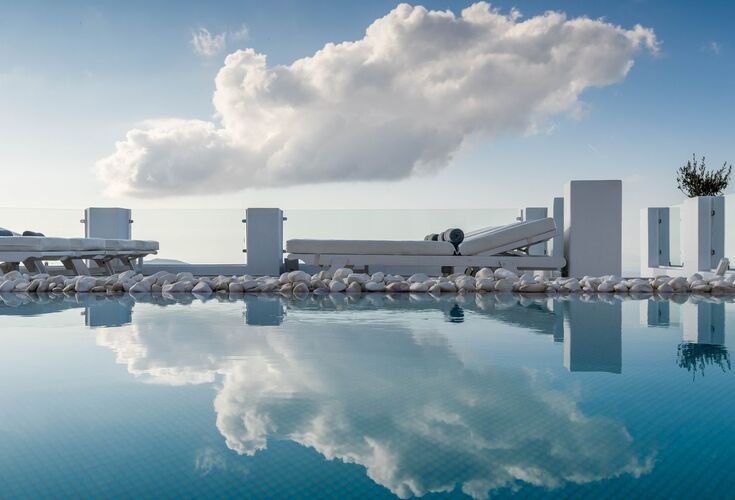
(440, 228, 464, 245)
(425, 228, 464, 245)
(22, 230, 45, 237)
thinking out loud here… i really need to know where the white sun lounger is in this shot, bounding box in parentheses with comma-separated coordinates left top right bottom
(286, 217, 565, 274)
(0, 236, 159, 275)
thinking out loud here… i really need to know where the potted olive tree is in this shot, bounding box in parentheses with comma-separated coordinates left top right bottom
(676, 154, 731, 197)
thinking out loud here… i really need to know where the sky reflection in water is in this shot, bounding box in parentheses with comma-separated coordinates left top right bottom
(0, 292, 733, 498)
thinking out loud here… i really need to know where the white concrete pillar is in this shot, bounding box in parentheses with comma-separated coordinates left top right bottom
(563, 180, 622, 277)
(244, 208, 284, 276)
(84, 207, 132, 239)
(680, 196, 725, 274)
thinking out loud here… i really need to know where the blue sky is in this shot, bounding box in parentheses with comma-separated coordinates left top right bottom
(1, 1, 732, 204)
(0, 0, 733, 273)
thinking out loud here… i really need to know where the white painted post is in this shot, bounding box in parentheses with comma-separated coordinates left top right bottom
(244, 208, 284, 276)
(680, 196, 725, 274)
(563, 180, 622, 277)
(524, 207, 548, 256)
(84, 207, 132, 239)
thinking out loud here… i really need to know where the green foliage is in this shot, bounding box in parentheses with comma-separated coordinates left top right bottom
(676, 154, 732, 197)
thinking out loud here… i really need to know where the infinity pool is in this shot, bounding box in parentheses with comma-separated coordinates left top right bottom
(1, 292, 733, 498)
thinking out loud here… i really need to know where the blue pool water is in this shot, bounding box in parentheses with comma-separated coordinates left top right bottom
(0, 292, 733, 498)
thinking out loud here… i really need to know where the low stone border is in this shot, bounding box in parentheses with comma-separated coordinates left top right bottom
(2, 267, 734, 295)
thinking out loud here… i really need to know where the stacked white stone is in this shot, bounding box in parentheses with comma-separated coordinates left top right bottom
(2, 268, 735, 296)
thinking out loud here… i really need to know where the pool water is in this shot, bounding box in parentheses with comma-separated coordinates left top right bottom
(0, 292, 733, 498)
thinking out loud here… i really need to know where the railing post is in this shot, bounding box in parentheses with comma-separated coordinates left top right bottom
(244, 208, 284, 276)
(83, 207, 132, 239)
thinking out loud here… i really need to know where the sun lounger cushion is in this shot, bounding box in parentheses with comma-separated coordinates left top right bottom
(458, 218, 556, 256)
(40, 237, 72, 252)
(1, 237, 158, 254)
(22, 230, 44, 237)
(69, 238, 108, 252)
(0, 236, 44, 251)
(287, 239, 455, 256)
(0, 228, 13, 237)
(0, 236, 71, 252)
(100, 239, 156, 252)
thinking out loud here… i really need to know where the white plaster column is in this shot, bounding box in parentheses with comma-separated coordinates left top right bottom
(244, 208, 284, 276)
(563, 180, 622, 277)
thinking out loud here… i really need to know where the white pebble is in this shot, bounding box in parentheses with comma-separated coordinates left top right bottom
(364, 281, 386, 292)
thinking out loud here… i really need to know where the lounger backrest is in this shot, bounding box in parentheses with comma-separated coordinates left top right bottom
(457, 218, 557, 256)
(286, 239, 455, 256)
(0, 237, 159, 255)
(463, 221, 524, 240)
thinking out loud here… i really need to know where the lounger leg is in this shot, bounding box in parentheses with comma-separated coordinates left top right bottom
(23, 258, 48, 275)
(93, 258, 115, 275)
(327, 257, 348, 273)
(62, 257, 91, 276)
(1, 262, 20, 273)
(118, 256, 135, 271)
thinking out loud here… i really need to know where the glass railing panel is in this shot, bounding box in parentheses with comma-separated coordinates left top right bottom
(132, 209, 245, 265)
(0, 208, 83, 238)
(1, 208, 523, 266)
(283, 209, 521, 242)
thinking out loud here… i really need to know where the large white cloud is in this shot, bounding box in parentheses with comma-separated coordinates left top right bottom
(96, 2, 657, 197)
(95, 295, 654, 498)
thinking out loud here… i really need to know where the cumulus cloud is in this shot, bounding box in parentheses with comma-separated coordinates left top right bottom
(190, 24, 249, 57)
(99, 2, 656, 196)
(96, 294, 654, 497)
